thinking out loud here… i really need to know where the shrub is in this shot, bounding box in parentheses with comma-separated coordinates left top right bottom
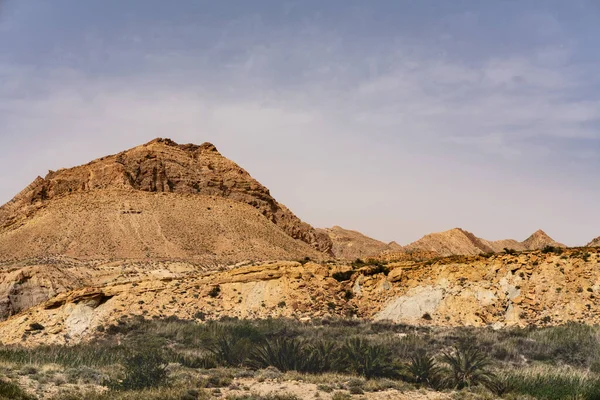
(484, 374, 514, 397)
(208, 332, 253, 367)
(408, 351, 441, 388)
(332, 271, 354, 282)
(113, 350, 169, 390)
(542, 245, 563, 255)
(351, 259, 365, 267)
(331, 392, 352, 400)
(441, 346, 495, 390)
(507, 370, 600, 400)
(208, 286, 221, 298)
(28, 322, 45, 331)
(249, 337, 307, 372)
(339, 338, 399, 379)
(0, 380, 35, 400)
(305, 341, 337, 373)
(525, 323, 600, 366)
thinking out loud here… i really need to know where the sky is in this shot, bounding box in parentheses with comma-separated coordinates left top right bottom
(0, 0, 599, 246)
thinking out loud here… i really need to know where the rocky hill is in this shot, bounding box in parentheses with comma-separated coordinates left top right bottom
(588, 237, 600, 247)
(318, 226, 402, 260)
(404, 228, 494, 256)
(521, 229, 565, 250)
(405, 227, 564, 257)
(0, 190, 323, 263)
(0, 139, 331, 262)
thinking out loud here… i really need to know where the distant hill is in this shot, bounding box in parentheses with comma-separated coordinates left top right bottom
(318, 226, 402, 260)
(405, 228, 564, 257)
(588, 237, 600, 247)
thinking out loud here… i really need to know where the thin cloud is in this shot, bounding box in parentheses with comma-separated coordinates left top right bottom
(0, 2, 599, 247)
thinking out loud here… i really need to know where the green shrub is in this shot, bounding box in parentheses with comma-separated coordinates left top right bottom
(208, 286, 221, 298)
(507, 370, 600, 400)
(113, 350, 169, 390)
(408, 351, 441, 388)
(249, 337, 307, 372)
(0, 380, 35, 400)
(331, 392, 352, 400)
(441, 346, 495, 390)
(332, 271, 354, 282)
(304, 341, 337, 373)
(339, 338, 399, 379)
(525, 323, 600, 366)
(208, 332, 253, 367)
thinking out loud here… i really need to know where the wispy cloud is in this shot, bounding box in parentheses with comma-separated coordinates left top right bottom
(0, 1, 599, 246)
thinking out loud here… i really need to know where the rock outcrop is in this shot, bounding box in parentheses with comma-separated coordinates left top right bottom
(2, 247, 600, 346)
(0, 139, 332, 260)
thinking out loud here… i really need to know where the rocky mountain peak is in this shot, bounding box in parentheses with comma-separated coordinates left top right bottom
(0, 139, 332, 254)
(522, 229, 564, 250)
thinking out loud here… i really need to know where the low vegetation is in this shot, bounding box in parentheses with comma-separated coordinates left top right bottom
(1, 317, 600, 399)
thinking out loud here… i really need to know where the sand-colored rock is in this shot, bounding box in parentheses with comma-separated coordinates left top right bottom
(588, 237, 600, 247)
(2, 247, 600, 345)
(0, 138, 332, 254)
(0, 190, 322, 264)
(521, 229, 565, 250)
(404, 228, 494, 256)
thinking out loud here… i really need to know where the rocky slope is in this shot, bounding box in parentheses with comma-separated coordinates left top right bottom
(0, 247, 598, 345)
(318, 226, 403, 260)
(521, 229, 565, 250)
(0, 138, 332, 255)
(588, 237, 600, 247)
(404, 228, 494, 256)
(0, 190, 322, 264)
(405, 228, 564, 257)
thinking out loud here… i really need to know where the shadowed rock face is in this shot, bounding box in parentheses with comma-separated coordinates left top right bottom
(0, 138, 332, 254)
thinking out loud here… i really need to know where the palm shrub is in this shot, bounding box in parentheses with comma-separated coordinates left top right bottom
(304, 341, 337, 373)
(408, 351, 442, 388)
(208, 332, 253, 367)
(113, 349, 169, 390)
(339, 338, 399, 379)
(249, 337, 308, 372)
(485, 373, 514, 396)
(441, 346, 495, 389)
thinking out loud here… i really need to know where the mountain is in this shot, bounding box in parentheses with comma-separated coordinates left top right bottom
(588, 237, 600, 247)
(404, 228, 494, 257)
(521, 229, 565, 250)
(405, 228, 564, 257)
(318, 226, 403, 260)
(0, 138, 331, 262)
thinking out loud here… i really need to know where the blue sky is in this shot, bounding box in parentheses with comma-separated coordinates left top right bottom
(0, 0, 599, 245)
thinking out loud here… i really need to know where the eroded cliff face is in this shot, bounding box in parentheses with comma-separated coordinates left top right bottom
(0, 139, 332, 254)
(2, 248, 599, 346)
